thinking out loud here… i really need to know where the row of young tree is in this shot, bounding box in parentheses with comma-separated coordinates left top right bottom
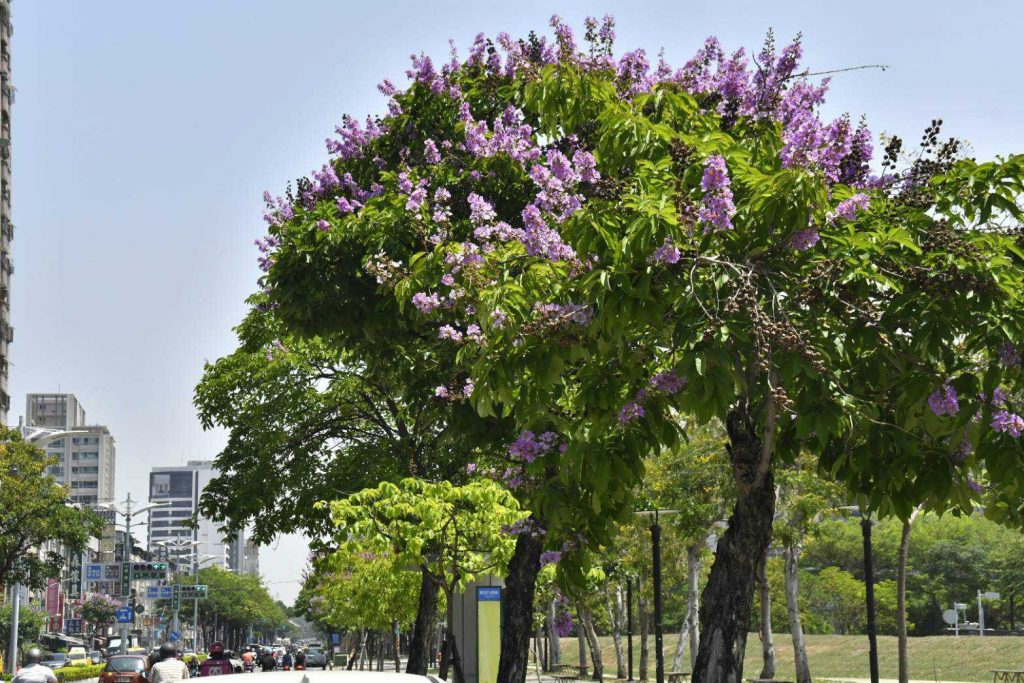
(195, 15, 1024, 683)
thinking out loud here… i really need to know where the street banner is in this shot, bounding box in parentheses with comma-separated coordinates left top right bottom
(46, 580, 60, 615)
(65, 618, 83, 635)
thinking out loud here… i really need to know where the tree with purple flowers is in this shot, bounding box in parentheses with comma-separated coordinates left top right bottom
(251, 15, 1024, 683)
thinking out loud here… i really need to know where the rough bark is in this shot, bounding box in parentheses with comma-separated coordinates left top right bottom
(639, 573, 650, 682)
(687, 543, 702, 670)
(547, 599, 562, 668)
(406, 568, 439, 675)
(438, 632, 451, 680)
(784, 544, 811, 683)
(693, 404, 777, 683)
(756, 549, 776, 679)
(898, 509, 922, 683)
(496, 529, 544, 683)
(607, 584, 627, 679)
(579, 602, 604, 680)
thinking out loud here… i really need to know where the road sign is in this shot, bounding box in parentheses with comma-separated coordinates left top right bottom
(134, 603, 145, 614)
(104, 563, 122, 580)
(65, 618, 83, 635)
(160, 586, 173, 599)
(85, 564, 103, 581)
(130, 562, 169, 580)
(146, 586, 160, 599)
(171, 586, 180, 612)
(169, 631, 181, 642)
(120, 562, 132, 597)
(178, 585, 208, 600)
(116, 606, 134, 624)
(942, 608, 957, 625)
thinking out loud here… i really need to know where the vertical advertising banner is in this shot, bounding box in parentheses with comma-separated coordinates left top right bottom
(476, 586, 501, 683)
(46, 579, 60, 615)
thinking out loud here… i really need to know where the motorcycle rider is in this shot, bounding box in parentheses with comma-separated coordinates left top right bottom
(198, 642, 230, 677)
(150, 643, 189, 683)
(258, 648, 276, 672)
(12, 648, 58, 683)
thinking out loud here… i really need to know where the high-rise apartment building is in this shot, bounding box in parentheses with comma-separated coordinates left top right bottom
(24, 393, 117, 506)
(148, 460, 229, 570)
(0, 0, 14, 423)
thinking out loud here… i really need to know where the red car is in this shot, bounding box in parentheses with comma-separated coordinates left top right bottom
(99, 655, 149, 683)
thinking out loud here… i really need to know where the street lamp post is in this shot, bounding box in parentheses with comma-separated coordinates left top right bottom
(158, 540, 199, 645)
(636, 509, 678, 683)
(978, 591, 1001, 636)
(99, 494, 169, 653)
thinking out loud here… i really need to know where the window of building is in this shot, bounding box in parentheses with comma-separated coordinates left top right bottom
(74, 451, 99, 460)
(71, 480, 98, 489)
(71, 437, 99, 446)
(72, 466, 99, 474)
(47, 439, 64, 448)
(47, 467, 63, 477)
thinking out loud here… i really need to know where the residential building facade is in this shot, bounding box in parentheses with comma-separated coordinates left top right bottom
(0, 0, 12, 423)
(24, 393, 117, 506)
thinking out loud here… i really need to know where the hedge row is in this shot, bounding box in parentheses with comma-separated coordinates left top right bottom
(55, 664, 105, 682)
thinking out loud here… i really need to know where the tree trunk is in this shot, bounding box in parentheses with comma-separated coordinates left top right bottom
(406, 568, 439, 675)
(438, 632, 451, 680)
(447, 623, 467, 683)
(687, 543, 702, 671)
(535, 626, 546, 672)
(577, 618, 589, 678)
(639, 574, 650, 682)
(672, 617, 690, 673)
(547, 599, 562, 668)
(496, 529, 544, 683)
(784, 544, 811, 683)
(392, 621, 401, 672)
(607, 584, 627, 679)
(693, 404, 777, 683)
(756, 549, 776, 680)
(579, 603, 604, 680)
(898, 509, 922, 683)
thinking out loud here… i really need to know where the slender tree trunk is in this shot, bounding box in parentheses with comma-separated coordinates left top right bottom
(358, 630, 368, 670)
(438, 632, 451, 680)
(693, 404, 777, 683)
(784, 544, 811, 683)
(672, 617, 690, 673)
(756, 549, 776, 679)
(497, 529, 544, 683)
(535, 626, 546, 672)
(687, 543, 702, 670)
(898, 509, 922, 683)
(639, 574, 650, 682)
(406, 568, 439, 675)
(578, 603, 604, 680)
(607, 584, 627, 679)
(547, 599, 561, 668)
(392, 621, 401, 672)
(576, 618, 589, 678)
(447, 623, 467, 683)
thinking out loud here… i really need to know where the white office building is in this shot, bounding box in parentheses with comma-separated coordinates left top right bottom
(24, 393, 116, 506)
(147, 460, 230, 571)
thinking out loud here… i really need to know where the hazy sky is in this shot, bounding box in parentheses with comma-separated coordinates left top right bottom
(11, 1, 1023, 605)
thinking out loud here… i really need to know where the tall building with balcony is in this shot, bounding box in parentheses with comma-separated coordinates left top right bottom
(0, 0, 14, 423)
(24, 393, 117, 506)
(147, 460, 228, 571)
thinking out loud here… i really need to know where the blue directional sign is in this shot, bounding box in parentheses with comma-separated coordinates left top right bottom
(169, 631, 181, 642)
(85, 565, 102, 581)
(146, 586, 160, 599)
(116, 606, 134, 624)
(160, 586, 174, 599)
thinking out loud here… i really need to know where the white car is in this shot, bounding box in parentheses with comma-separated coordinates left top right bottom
(244, 671, 444, 682)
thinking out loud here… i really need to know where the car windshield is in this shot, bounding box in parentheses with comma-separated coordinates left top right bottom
(46, 654, 67, 662)
(306, 648, 322, 655)
(69, 653, 85, 660)
(106, 658, 145, 673)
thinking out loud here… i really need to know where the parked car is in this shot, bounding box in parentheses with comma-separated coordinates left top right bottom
(90, 650, 106, 666)
(40, 653, 69, 669)
(67, 647, 92, 666)
(99, 655, 149, 683)
(303, 647, 327, 670)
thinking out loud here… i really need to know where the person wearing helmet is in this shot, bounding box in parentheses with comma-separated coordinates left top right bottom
(13, 648, 58, 683)
(149, 643, 189, 683)
(198, 642, 229, 677)
(258, 648, 276, 672)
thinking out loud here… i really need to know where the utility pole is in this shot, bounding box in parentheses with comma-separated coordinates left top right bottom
(6, 582, 20, 675)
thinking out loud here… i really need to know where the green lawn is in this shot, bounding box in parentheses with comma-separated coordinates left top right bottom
(550, 633, 1024, 682)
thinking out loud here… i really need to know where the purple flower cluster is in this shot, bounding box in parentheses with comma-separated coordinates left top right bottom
(967, 478, 984, 493)
(1000, 341, 1021, 367)
(928, 382, 959, 417)
(412, 292, 441, 314)
(539, 550, 563, 567)
(790, 228, 821, 251)
(951, 438, 972, 462)
(553, 602, 575, 637)
(325, 114, 385, 161)
(651, 238, 681, 264)
(992, 410, 1024, 437)
(266, 339, 287, 362)
(424, 139, 441, 164)
(651, 370, 687, 394)
(316, 219, 331, 232)
(533, 302, 593, 326)
(830, 193, 871, 223)
(619, 400, 645, 424)
(438, 325, 463, 342)
(509, 430, 561, 463)
(698, 155, 736, 232)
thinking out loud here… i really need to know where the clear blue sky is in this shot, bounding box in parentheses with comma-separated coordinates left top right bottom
(11, 0, 1023, 603)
